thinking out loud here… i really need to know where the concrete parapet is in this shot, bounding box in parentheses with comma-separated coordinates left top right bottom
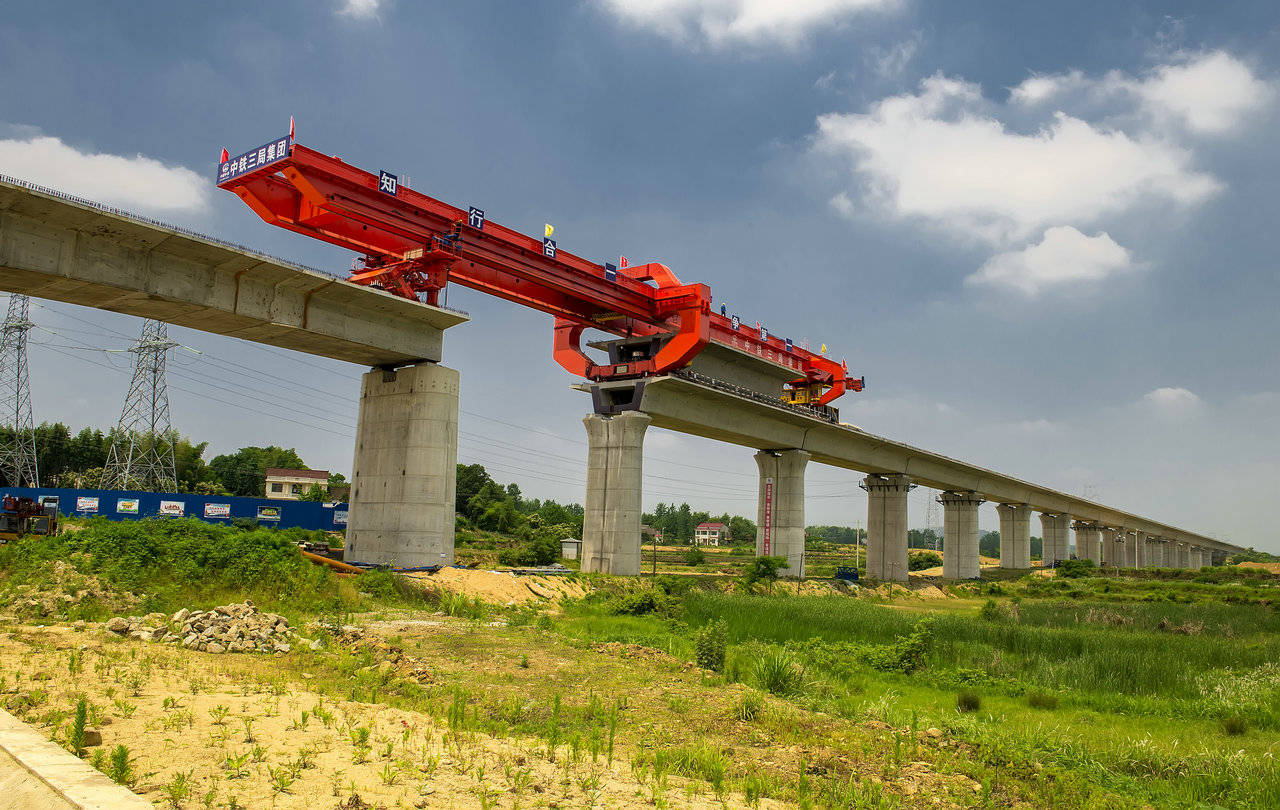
(997, 504, 1032, 568)
(1073, 522, 1103, 565)
(1039, 513, 1071, 567)
(754, 449, 809, 577)
(582, 412, 650, 575)
(860, 474, 912, 582)
(346, 362, 459, 567)
(941, 491, 984, 579)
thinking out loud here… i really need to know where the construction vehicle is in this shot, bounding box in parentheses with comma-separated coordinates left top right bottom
(216, 128, 863, 413)
(0, 495, 58, 543)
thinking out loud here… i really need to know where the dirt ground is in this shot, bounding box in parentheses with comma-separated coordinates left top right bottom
(401, 568, 589, 606)
(1237, 561, 1280, 573)
(0, 622, 775, 809)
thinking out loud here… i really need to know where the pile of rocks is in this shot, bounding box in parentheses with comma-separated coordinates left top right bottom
(105, 601, 307, 654)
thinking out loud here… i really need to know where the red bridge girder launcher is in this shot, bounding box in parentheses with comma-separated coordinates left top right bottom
(217, 129, 862, 410)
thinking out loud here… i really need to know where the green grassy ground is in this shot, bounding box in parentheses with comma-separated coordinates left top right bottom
(548, 574, 1280, 808)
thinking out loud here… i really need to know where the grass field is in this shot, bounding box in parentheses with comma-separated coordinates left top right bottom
(1, 518, 1278, 808)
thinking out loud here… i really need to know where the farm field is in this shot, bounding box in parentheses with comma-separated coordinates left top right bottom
(0, 518, 1278, 808)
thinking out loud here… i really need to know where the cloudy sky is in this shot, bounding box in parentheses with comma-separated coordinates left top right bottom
(2, 1, 1277, 548)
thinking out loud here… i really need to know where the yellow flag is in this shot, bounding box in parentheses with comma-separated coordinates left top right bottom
(544, 223, 554, 238)
(820, 344, 827, 354)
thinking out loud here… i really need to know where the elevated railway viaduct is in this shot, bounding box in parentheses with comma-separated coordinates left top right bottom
(0, 177, 1245, 578)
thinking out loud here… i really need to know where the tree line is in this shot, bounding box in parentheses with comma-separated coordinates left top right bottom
(0, 421, 342, 498)
(643, 502, 756, 544)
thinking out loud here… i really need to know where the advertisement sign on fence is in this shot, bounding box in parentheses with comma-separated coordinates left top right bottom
(75, 496, 99, 513)
(158, 500, 185, 517)
(256, 505, 281, 521)
(116, 498, 139, 514)
(334, 510, 348, 526)
(203, 503, 231, 519)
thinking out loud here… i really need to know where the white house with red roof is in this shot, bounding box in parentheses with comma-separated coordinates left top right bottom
(694, 521, 729, 546)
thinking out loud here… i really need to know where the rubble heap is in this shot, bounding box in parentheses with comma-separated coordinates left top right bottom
(105, 601, 306, 654)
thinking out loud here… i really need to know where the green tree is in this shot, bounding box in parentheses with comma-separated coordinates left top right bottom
(727, 515, 756, 544)
(298, 483, 327, 501)
(455, 463, 494, 519)
(208, 446, 307, 497)
(743, 555, 789, 590)
(980, 530, 1001, 559)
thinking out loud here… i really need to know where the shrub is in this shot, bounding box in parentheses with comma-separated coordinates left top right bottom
(753, 650, 804, 695)
(956, 690, 981, 713)
(1222, 715, 1249, 736)
(1027, 691, 1058, 710)
(865, 618, 933, 674)
(979, 598, 1001, 621)
(908, 551, 943, 571)
(684, 546, 707, 566)
(694, 620, 727, 672)
(67, 698, 87, 757)
(1057, 558, 1096, 579)
(742, 556, 789, 589)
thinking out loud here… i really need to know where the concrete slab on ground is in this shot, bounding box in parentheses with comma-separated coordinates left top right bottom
(0, 707, 151, 809)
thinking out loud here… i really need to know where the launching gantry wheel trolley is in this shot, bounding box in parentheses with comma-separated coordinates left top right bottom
(216, 126, 863, 418)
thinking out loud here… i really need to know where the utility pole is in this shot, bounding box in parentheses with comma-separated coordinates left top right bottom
(0, 295, 39, 487)
(103, 320, 179, 492)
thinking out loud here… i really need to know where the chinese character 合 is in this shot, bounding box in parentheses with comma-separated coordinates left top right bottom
(266, 143, 276, 160)
(543, 238, 556, 258)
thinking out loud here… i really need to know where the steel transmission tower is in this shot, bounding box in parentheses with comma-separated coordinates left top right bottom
(924, 488, 942, 551)
(103, 320, 179, 492)
(0, 295, 39, 487)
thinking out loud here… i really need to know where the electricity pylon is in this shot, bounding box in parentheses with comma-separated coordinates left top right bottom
(103, 320, 179, 492)
(0, 295, 39, 487)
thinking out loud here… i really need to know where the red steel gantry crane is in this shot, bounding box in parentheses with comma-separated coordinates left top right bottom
(216, 130, 862, 410)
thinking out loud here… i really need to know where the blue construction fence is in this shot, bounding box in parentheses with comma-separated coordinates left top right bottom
(0, 487, 348, 532)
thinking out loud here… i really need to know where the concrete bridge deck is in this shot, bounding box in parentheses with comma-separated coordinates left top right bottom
(0, 177, 467, 367)
(593, 374, 1233, 552)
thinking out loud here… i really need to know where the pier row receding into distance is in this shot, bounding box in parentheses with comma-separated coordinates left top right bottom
(0, 176, 1242, 578)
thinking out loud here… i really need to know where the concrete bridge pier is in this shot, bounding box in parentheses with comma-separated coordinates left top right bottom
(997, 504, 1032, 568)
(941, 491, 984, 579)
(346, 362, 460, 567)
(1039, 513, 1071, 567)
(754, 449, 809, 577)
(581, 411, 650, 575)
(1102, 528, 1122, 568)
(1130, 532, 1145, 568)
(1074, 522, 1103, 565)
(860, 474, 912, 582)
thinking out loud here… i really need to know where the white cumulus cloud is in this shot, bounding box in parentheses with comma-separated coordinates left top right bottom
(1011, 51, 1272, 135)
(593, 0, 901, 46)
(966, 226, 1132, 295)
(814, 74, 1220, 244)
(337, 0, 382, 20)
(1140, 387, 1202, 419)
(0, 134, 208, 214)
